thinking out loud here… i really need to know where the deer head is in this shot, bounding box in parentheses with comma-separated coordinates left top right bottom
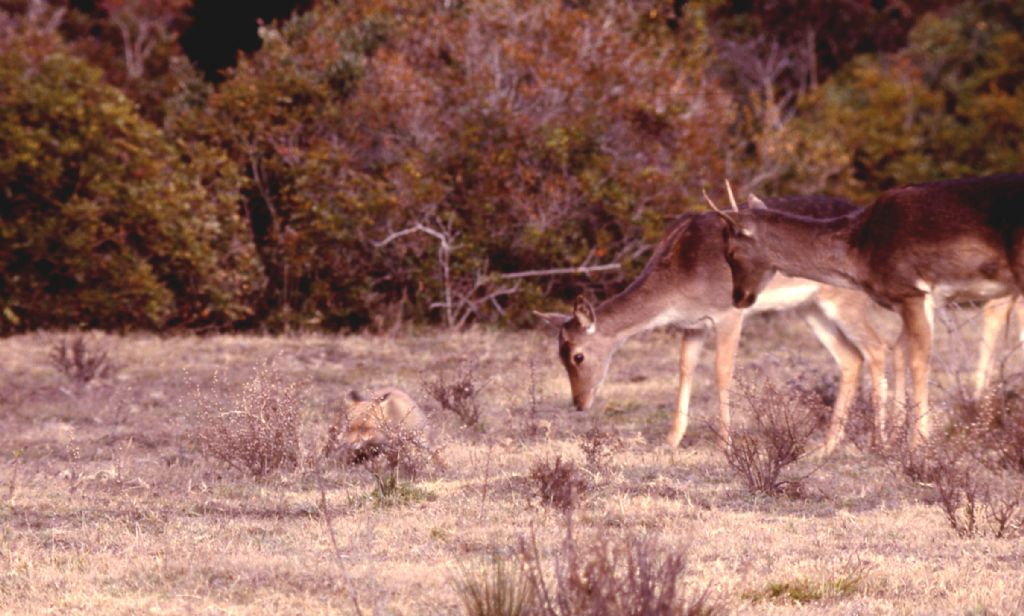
(534, 295, 616, 411)
(704, 185, 777, 308)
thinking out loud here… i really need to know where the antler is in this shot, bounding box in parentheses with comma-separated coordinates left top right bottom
(725, 179, 739, 211)
(702, 188, 739, 227)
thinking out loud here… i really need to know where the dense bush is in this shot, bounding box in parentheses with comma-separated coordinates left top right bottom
(168, 0, 734, 328)
(0, 31, 263, 331)
(2, 0, 1022, 331)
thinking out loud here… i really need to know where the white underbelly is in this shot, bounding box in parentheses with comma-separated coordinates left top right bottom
(750, 278, 821, 311)
(919, 279, 1014, 303)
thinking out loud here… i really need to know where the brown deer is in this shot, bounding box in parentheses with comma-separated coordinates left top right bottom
(538, 193, 894, 454)
(708, 174, 1024, 447)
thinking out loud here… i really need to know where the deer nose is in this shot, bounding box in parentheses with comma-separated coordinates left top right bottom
(733, 288, 756, 308)
(572, 393, 592, 412)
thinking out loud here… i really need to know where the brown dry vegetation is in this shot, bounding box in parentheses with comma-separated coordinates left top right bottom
(2, 309, 1024, 614)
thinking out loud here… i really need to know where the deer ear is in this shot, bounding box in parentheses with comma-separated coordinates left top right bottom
(533, 311, 572, 330)
(748, 194, 767, 210)
(573, 296, 597, 333)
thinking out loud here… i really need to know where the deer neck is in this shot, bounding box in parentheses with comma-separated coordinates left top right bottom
(753, 211, 866, 290)
(593, 280, 702, 342)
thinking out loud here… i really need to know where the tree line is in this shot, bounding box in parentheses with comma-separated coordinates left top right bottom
(1, 0, 1022, 332)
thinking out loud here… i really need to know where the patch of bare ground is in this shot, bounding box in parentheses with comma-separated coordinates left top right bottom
(1, 309, 1023, 613)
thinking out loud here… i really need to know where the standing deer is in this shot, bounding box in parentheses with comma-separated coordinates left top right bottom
(538, 193, 894, 454)
(708, 174, 1024, 448)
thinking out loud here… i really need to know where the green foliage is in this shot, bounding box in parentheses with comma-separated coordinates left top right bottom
(786, 0, 1024, 201)
(0, 35, 263, 331)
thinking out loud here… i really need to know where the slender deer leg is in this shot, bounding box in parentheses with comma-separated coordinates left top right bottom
(863, 340, 889, 446)
(1014, 298, 1024, 349)
(891, 329, 908, 437)
(973, 297, 1014, 398)
(836, 319, 890, 446)
(667, 329, 707, 448)
(713, 311, 744, 449)
(900, 295, 935, 448)
(800, 304, 864, 455)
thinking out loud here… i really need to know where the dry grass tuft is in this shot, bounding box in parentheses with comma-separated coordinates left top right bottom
(724, 377, 823, 495)
(453, 552, 535, 616)
(423, 358, 487, 428)
(517, 528, 718, 615)
(190, 363, 305, 478)
(745, 561, 871, 606)
(48, 335, 116, 385)
(529, 455, 589, 512)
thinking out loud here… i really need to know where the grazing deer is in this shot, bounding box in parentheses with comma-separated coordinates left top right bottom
(538, 193, 894, 454)
(708, 173, 1024, 448)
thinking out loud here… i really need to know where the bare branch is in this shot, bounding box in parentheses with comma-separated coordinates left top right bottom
(497, 264, 621, 280)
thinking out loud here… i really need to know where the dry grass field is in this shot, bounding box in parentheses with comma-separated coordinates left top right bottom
(2, 307, 1024, 615)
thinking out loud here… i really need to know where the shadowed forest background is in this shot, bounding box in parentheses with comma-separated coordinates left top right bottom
(2, 0, 1022, 333)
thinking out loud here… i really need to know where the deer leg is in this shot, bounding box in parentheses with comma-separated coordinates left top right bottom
(900, 295, 935, 449)
(1013, 297, 1024, 349)
(800, 305, 864, 456)
(888, 333, 907, 441)
(667, 329, 707, 448)
(890, 328, 908, 437)
(973, 297, 1014, 399)
(823, 295, 891, 447)
(713, 311, 744, 449)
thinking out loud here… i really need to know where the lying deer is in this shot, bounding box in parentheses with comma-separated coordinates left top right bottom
(708, 173, 1024, 447)
(538, 193, 894, 454)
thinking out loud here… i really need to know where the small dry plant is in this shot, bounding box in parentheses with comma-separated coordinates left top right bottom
(935, 465, 1024, 539)
(453, 552, 535, 616)
(423, 359, 487, 428)
(49, 335, 116, 385)
(950, 382, 1024, 476)
(190, 364, 305, 478)
(364, 422, 437, 505)
(724, 377, 824, 495)
(516, 528, 718, 615)
(889, 416, 1024, 539)
(578, 427, 623, 472)
(529, 455, 589, 512)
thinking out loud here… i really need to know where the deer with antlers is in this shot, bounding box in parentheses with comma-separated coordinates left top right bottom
(707, 174, 1024, 447)
(538, 185, 896, 454)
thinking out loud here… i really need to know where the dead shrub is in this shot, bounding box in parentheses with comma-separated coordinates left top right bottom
(951, 389, 1024, 476)
(364, 421, 437, 499)
(724, 377, 823, 495)
(529, 455, 589, 512)
(49, 336, 116, 385)
(517, 529, 718, 616)
(885, 424, 1024, 539)
(190, 365, 305, 478)
(423, 359, 487, 428)
(578, 427, 623, 472)
(934, 463, 1024, 539)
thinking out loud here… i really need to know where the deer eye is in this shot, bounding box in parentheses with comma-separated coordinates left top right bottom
(573, 353, 585, 365)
